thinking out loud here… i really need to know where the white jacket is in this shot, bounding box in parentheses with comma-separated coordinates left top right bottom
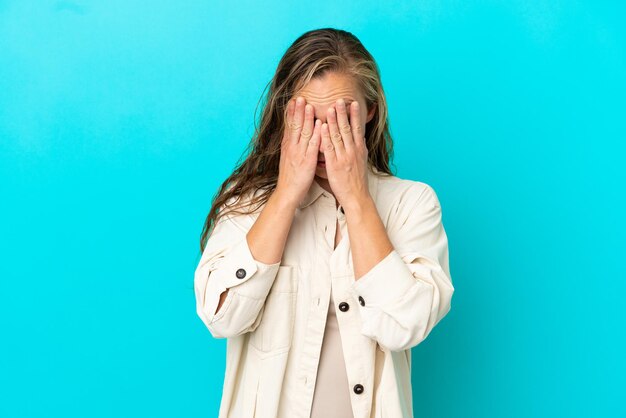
(194, 165, 455, 418)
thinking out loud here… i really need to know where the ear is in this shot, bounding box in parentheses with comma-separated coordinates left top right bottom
(365, 102, 377, 124)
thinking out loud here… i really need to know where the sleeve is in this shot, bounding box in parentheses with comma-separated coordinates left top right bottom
(194, 206, 282, 339)
(346, 183, 455, 352)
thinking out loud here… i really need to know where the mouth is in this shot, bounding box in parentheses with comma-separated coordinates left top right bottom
(317, 160, 326, 167)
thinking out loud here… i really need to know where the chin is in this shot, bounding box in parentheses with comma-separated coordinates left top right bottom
(315, 167, 328, 179)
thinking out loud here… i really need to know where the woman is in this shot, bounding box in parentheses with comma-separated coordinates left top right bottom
(194, 28, 454, 418)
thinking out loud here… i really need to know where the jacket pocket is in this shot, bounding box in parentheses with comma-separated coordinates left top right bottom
(249, 265, 298, 356)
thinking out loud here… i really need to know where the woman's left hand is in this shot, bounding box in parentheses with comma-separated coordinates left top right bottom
(320, 99, 371, 210)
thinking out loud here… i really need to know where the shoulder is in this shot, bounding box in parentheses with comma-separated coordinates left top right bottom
(374, 173, 445, 234)
(216, 185, 272, 229)
(375, 171, 440, 210)
(220, 181, 272, 210)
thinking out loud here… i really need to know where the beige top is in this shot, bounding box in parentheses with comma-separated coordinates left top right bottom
(310, 286, 355, 418)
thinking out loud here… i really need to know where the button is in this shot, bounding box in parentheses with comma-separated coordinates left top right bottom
(358, 296, 365, 306)
(338, 302, 350, 312)
(235, 268, 247, 279)
(353, 384, 364, 394)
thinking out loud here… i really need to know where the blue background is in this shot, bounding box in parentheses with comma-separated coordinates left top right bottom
(1, 1, 624, 417)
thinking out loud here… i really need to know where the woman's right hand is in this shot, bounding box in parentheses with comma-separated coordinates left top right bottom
(276, 96, 322, 207)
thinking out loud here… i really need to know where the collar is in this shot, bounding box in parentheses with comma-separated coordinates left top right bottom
(297, 164, 380, 209)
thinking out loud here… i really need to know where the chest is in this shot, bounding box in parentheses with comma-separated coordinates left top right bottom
(280, 199, 357, 276)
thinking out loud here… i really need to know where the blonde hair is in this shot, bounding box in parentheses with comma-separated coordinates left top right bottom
(199, 27, 396, 254)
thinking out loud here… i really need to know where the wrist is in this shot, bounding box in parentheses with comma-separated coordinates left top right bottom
(342, 193, 375, 217)
(270, 187, 300, 212)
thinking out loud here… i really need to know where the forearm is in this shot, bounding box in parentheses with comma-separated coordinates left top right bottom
(343, 184, 455, 351)
(343, 195, 394, 281)
(247, 187, 299, 264)
(215, 188, 298, 313)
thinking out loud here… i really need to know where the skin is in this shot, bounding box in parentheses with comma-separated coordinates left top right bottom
(214, 72, 395, 314)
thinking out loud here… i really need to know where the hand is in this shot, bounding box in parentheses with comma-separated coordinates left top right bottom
(276, 96, 322, 207)
(320, 99, 371, 209)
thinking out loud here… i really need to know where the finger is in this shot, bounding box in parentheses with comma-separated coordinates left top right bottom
(326, 105, 345, 158)
(282, 98, 295, 144)
(306, 119, 322, 160)
(290, 96, 305, 144)
(335, 99, 355, 153)
(298, 103, 315, 152)
(350, 101, 365, 148)
(320, 122, 336, 165)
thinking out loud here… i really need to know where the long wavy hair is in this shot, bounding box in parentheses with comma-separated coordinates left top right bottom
(199, 27, 397, 254)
